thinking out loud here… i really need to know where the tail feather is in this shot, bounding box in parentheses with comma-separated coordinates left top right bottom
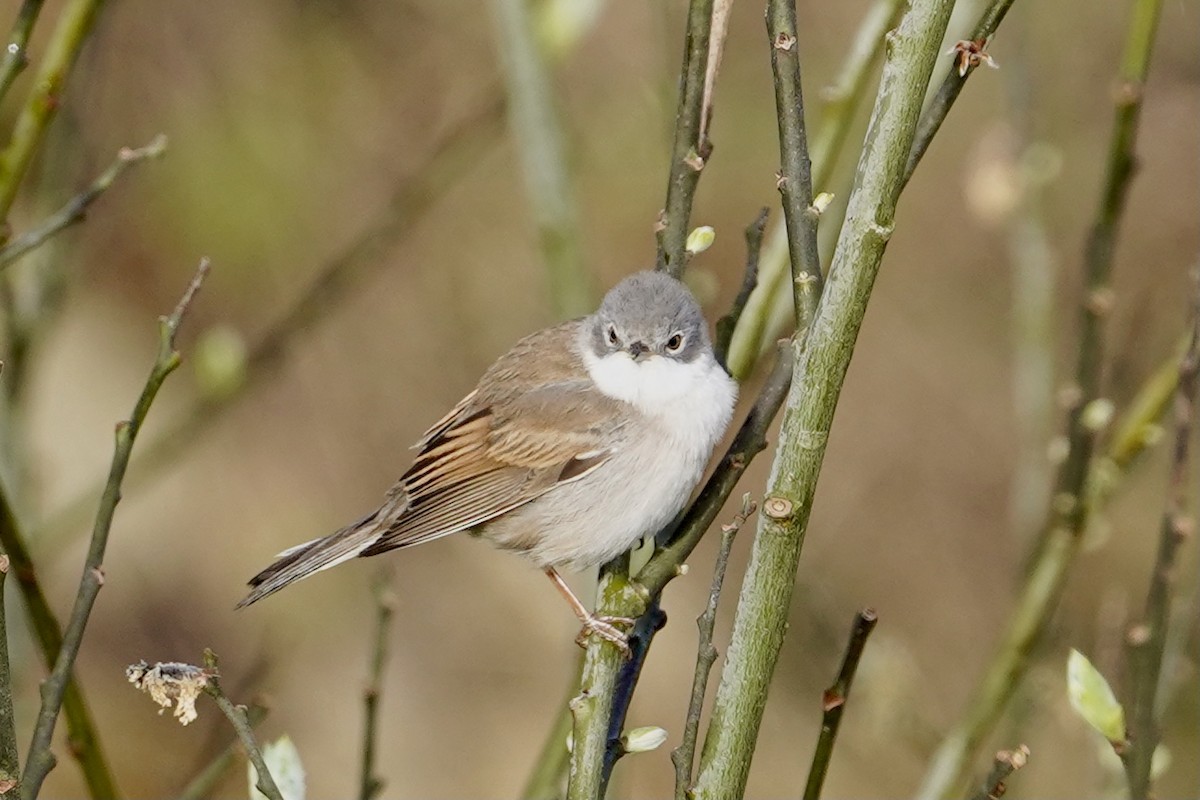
(237, 513, 382, 608)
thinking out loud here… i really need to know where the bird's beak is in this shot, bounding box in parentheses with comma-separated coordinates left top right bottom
(628, 341, 649, 361)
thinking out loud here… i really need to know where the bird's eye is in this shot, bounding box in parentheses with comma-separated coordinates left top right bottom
(606, 325, 619, 345)
(666, 332, 684, 352)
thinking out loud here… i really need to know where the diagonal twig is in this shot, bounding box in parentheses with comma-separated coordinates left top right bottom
(21, 258, 211, 798)
(0, 135, 167, 270)
(359, 572, 396, 800)
(201, 651, 283, 800)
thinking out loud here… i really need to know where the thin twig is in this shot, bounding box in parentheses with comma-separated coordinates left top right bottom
(200, 652, 283, 800)
(724, 0, 905, 381)
(0, 135, 167, 270)
(0, 0, 106, 223)
(672, 496, 755, 800)
(967, 745, 1029, 800)
(766, 0, 823, 329)
(36, 97, 507, 549)
(692, 2, 957, 796)
(0, 0, 46, 110)
(714, 208, 769, 368)
(656, 0, 717, 277)
(489, 0, 592, 317)
(21, 258, 211, 798)
(359, 573, 396, 800)
(1122, 272, 1199, 800)
(902, 0, 1019, 189)
(916, 0, 1165, 795)
(802, 608, 878, 800)
(174, 703, 269, 800)
(0, 554, 18, 797)
(0, 480, 116, 800)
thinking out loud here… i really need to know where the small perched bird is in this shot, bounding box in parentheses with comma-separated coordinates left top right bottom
(239, 270, 737, 652)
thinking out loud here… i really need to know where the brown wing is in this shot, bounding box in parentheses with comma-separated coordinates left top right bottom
(361, 367, 628, 556)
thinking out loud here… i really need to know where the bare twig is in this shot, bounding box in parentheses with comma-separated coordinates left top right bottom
(656, 0, 717, 277)
(1123, 273, 1199, 800)
(174, 703, 269, 800)
(692, 2, 957, 796)
(597, 603, 666, 794)
(699, 0, 733, 144)
(802, 608, 878, 800)
(0, 554, 18, 797)
(0, 135, 167, 270)
(903, 0, 1019, 189)
(916, 0, 1165, 795)
(714, 208, 769, 368)
(0, 0, 46, 109)
(200, 651, 283, 800)
(724, 0, 904, 381)
(489, 0, 592, 316)
(37, 98, 507, 548)
(0, 480, 115, 800)
(672, 496, 755, 800)
(21, 258, 210, 798)
(0, 0, 106, 223)
(967, 745, 1029, 800)
(360, 573, 396, 800)
(766, 0, 823, 328)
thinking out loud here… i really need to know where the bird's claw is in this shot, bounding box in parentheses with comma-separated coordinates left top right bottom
(575, 613, 635, 657)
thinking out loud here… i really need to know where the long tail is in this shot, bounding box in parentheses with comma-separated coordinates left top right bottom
(237, 512, 384, 608)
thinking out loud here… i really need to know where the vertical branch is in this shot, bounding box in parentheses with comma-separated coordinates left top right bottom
(802, 608, 878, 800)
(724, 0, 904, 381)
(0, 0, 107, 224)
(1122, 275, 1199, 800)
(489, 0, 592, 317)
(0, 0, 46, 109)
(21, 259, 210, 798)
(714, 208, 769, 369)
(0, 554, 19, 796)
(916, 0, 1165, 796)
(656, 0, 716, 277)
(359, 573, 396, 800)
(766, 0, 823, 329)
(691, 2, 957, 797)
(671, 497, 755, 800)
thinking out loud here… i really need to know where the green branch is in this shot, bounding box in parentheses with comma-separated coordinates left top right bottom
(0, 0, 107, 225)
(489, 0, 592, 316)
(671, 496, 754, 800)
(915, 0, 1165, 795)
(0, 0, 46, 109)
(21, 259, 210, 799)
(903, 0, 1018, 188)
(1123, 278, 1199, 799)
(691, 2, 956, 796)
(656, 0, 716, 277)
(0, 134, 167, 270)
(725, 0, 904, 381)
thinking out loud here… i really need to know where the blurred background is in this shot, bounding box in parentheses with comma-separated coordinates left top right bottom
(1, 0, 1197, 797)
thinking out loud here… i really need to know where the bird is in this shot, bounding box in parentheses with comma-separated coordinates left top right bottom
(238, 270, 738, 653)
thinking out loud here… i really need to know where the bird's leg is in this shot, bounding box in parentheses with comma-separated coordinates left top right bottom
(544, 567, 634, 656)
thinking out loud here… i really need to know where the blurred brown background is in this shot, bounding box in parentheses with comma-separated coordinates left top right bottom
(2, 0, 1197, 797)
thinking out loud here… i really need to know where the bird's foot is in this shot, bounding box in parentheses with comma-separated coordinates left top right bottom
(575, 613, 635, 657)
